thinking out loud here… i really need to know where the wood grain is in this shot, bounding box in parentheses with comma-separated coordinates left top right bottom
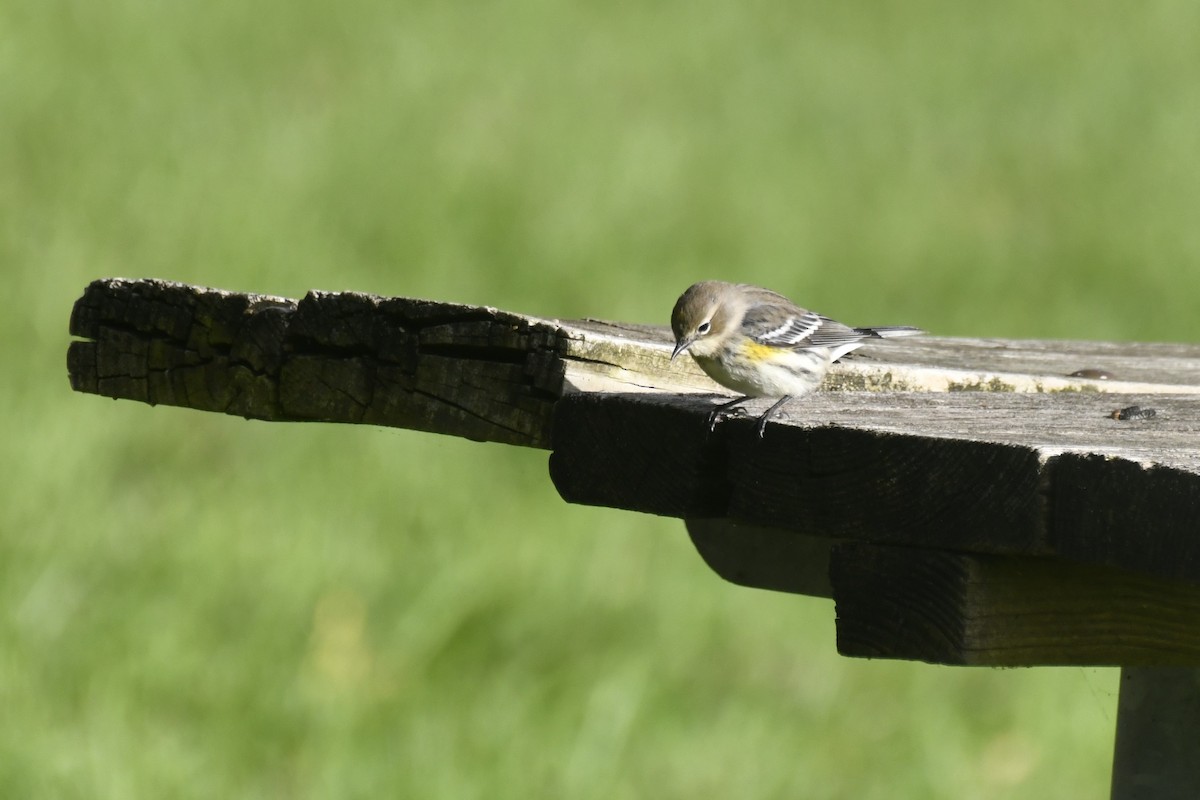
(831, 542, 1200, 666)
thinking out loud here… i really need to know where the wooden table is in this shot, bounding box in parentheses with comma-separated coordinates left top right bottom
(69, 278, 1200, 798)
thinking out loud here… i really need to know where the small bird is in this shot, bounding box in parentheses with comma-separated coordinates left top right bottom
(670, 281, 923, 436)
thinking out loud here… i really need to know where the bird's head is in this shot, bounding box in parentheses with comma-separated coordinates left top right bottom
(670, 281, 739, 361)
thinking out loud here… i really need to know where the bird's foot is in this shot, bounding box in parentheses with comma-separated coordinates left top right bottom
(707, 397, 750, 432)
(754, 396, 794, 438)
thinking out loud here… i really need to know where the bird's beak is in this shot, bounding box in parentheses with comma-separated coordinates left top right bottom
(670, 337, 693, 362)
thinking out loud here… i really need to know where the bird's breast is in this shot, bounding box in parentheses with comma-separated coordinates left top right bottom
(691, 343, 833, 398)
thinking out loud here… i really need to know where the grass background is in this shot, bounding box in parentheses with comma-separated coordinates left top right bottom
(4, 0, 1199, 797)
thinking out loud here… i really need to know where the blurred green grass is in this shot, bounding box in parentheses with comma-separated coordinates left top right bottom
(4, 0, 1199, 796)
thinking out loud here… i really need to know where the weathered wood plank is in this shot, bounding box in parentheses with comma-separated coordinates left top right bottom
(548, 391, 1200, 582)
(861, 336, 1200, 391)
(549, 391, 1051, 552)
(558, 390, 1200, 471)
(69, 279, 1200, 451)
(830, 543, 1200, 666)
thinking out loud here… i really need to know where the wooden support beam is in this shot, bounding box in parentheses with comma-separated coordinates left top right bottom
(682, 521, 1200, 666)
(830, 543, 1200, 667)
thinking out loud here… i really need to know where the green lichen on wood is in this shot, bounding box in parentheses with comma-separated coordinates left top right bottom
(825, 370, 921, 392)
(946, 377, 1016, 392)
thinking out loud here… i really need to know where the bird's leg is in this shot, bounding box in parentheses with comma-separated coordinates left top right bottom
(755, 396, 793, 438)
(707, 396, 751, 431)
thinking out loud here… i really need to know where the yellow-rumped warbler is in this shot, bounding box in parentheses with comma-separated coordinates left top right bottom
(670, 281, 923, 436)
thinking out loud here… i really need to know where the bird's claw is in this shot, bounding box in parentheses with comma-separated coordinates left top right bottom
(707, 402, 748, 432)
(706, 395, 789, 438)
(754, 414, 770, 439)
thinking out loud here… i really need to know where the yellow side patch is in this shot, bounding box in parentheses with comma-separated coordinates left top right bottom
(740, 340, 779, 361)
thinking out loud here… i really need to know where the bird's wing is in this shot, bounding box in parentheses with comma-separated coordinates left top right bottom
(743, 306, 823, 346)
(744, 306, 867, 351)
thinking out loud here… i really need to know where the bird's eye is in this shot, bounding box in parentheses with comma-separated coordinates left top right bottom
(697, 321, 711, 335)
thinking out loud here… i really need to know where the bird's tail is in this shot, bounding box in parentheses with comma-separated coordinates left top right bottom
(856, 325, 925, 339)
